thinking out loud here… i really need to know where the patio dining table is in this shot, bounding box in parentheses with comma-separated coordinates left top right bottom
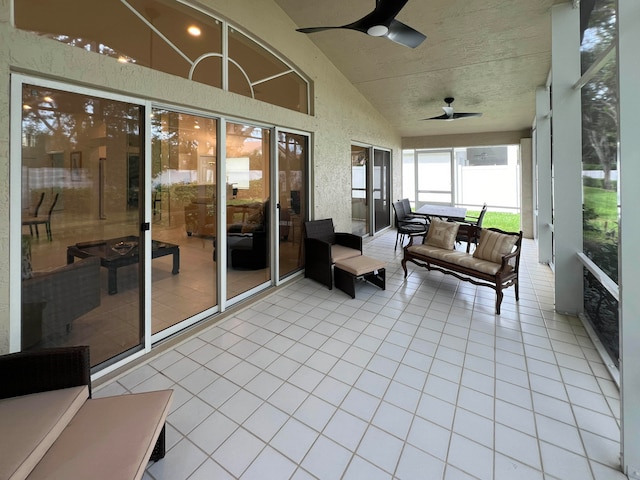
(416, 204, 467, 221)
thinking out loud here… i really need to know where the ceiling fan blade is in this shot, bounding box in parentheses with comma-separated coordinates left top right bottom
(371, 0, 410, 23)
(452, 112, 483, 119)
(341, 0, 410, 34)
(385, 19, 426, 48)
(296, 0, 424, 48)
(296, 26, 343, 34)
(423, 113, 451, 121)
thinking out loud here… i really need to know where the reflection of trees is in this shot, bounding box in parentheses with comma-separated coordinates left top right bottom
(581, 0, 617, 191)
(23, 86, 139, 168)
(580, 0, 618, 284)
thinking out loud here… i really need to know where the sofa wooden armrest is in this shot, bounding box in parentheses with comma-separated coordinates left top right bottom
(402, 227, 522, 314)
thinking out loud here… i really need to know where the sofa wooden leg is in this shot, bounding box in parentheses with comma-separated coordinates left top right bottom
(495, 289, 503, 315)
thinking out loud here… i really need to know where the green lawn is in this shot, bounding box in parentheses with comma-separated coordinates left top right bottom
(466, 210, 521, 232)
(583, 185, 618, 241)
(584, 186, 618, 222)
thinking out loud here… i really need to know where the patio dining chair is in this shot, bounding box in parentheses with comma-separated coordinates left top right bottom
(456, 203, 487, 247)
(400, 198, 427, 223)
(392, 201, 428, 250)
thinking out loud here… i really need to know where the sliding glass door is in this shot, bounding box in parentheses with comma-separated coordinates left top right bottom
(225, 122, 271, 301)
(351, 145, 369, 236)
(373, 148, 391, 232)
(15, 77, 307, 370)
(150, 109, 219, 336)
(277, 131, 308, 280)
(20, 82, 144, 367)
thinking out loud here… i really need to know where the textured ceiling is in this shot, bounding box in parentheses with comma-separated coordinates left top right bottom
(274, 0, 568, 138)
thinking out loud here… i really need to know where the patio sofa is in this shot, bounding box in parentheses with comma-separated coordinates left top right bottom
(0, 346, 172, 480)
(402, 219, 522, 314)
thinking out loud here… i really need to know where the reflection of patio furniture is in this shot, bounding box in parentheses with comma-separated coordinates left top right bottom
(184, 198, 215, 237)
(22, 193, 59, 241)
(22, 235, 101, 347)
(66, 236, 179, 295)
(23, 192, 45, 237)
(153, 190, 162, 217)
(228, 201, 269, 269)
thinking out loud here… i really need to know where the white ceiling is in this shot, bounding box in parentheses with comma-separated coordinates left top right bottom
(273, 0, 568, 138)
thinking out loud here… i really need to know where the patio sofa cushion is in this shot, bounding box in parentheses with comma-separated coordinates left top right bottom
(331, 244, 362, 263)
(473, 229, 518, 264)
(0, 346, 173, 480)
(425, 219, 459, 250)
(0, 385, 88, 480)
(26, 390, 173, 480)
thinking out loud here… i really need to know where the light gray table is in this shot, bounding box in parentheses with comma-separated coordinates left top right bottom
(416, 204, 467, 221)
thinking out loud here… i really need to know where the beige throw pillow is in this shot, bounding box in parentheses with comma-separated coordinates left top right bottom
(425, 219, 459, 250)
(473, 229, 517, 263)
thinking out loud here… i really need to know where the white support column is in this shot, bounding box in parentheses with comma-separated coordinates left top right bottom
(551, 3, 582, 315)
(618, 0, 640, 475)
(535, 86, 552, 264)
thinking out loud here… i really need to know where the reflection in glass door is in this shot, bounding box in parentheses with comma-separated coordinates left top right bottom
(416, 150, 454, 206)
(150, 109, 218, 336)
(19, 83, 143, 368)
(352, 145, 369, 236)
(225, 122, 271, 301)
(277, 131, 308, 280)
(373, 149, 391, 232)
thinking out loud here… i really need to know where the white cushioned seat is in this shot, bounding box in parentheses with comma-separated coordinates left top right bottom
(331, 244, 362, 263)
(334, 255, 386, 276)
(26, 390, 172, 480)
(0, 386, 88, 480)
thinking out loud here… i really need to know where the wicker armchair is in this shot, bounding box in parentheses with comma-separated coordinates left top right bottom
(0, 346, 91, 400)
(303, 219, 362, 289)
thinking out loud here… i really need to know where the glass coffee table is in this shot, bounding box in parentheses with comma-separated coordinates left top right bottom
(66, 236, 180, 294)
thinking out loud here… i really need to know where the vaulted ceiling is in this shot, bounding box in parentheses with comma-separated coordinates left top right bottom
(274, 0, 569, 138)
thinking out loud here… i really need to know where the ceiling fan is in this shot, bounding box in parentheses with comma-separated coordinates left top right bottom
(424, 98, 483, 121)
(296, 0, 426, 49)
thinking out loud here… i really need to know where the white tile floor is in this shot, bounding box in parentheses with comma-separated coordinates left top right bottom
(94, 230, 625, 480)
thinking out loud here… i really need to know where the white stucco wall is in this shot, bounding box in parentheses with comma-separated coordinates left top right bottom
(0, 0, 402, 353)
